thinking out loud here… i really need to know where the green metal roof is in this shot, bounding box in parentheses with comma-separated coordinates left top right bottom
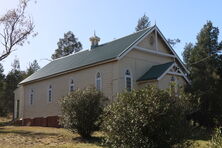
(137, 62, 174, 82)
(20, 27, 154, 84)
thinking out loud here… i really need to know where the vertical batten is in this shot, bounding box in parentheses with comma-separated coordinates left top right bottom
(155, 28, 158, 50)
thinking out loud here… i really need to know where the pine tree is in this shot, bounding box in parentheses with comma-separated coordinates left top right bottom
(2, 59, 26, 115)
(183, 21, 222, 128)
(135, 14, 151, 31)
(26, 60, 40, 77)
(51, 31, 82, 60)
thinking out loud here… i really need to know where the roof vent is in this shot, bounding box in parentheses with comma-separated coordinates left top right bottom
(90, 32, 100, 49)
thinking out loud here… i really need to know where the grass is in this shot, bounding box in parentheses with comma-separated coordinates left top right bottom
(0, 117, 216, 148)
(0, 117, 104, 148)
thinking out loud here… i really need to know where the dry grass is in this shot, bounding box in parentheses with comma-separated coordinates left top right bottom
(0, 117, 104, 148)
(0, 117, 213, 148)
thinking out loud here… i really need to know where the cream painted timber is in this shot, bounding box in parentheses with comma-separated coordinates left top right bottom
(137, 80, 158, 89)
(22, 61, 118, 119)
(158, 74, 186, 90)
(136, 30, 172, 54)
(157, 34, 172, 54)
(137, 31, 156, 50)
(14, 86, 25, 119)
(118, 49, 174, 91)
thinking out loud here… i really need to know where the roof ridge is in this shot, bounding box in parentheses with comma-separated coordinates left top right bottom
(52, 49, 89, 62)
(51, 26, 155, 62)
(99, 26, 154, 46)
(20, 26, 156, 84)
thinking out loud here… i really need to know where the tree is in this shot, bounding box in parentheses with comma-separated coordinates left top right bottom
(2, 58, 26, 115)
(11, 57, 20, 72)
(183, 21, 222, 128)
(59, 87, 107, 139)
(51, 31, 82, 60)
(135, 14, 180, 47)
(135, 14, 151, 31)
(0, 64, 6, 116)
(26, 59, 40, 77)
(102, 85, 194, 148)
(0, 0, 35, 61)
(167, 38, 181, 47)
(182, 43, 194, 66)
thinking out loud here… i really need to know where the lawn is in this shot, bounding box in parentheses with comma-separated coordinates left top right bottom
(0, 117, 212, 148)
(0, 117, 104, 148)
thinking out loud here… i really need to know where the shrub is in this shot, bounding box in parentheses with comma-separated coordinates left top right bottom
(102, 85, 195, 148)
(59, 87, 107, 139)
(210, 128, 222, 148)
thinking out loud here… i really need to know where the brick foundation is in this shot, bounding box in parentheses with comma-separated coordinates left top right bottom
(14, 116, 60, 128)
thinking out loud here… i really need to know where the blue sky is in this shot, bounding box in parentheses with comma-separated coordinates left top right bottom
(0, 0, 221, 74)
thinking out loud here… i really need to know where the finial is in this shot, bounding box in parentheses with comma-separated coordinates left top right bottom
(90, 30, 100, 49)
(155, 20, 157, 26)
(94, 30, 96, 37)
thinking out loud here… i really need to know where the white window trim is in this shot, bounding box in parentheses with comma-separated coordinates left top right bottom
(69, 78, 75, 92)
(16, 99, 20, 118)
(95, 72, 102, 91)
(29, 89, 34, 105)
(47, 85, 52, 103)
(124, 69, 133, 91)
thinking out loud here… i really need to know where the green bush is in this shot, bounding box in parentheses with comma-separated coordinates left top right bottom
(210, 128, 222, 148)
(102, 85, 195, 148)
(59, 87, 107, 139)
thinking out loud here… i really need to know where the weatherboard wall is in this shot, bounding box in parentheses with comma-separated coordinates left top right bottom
(22, 61, 118, 119)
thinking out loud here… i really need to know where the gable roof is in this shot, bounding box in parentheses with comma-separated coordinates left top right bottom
(137, 62, 174, 82)
(20, 26, 154, 84)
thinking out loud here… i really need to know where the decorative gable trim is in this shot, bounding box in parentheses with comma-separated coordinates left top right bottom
(117, 25, 189, 75)
(154, 26, 189, 74)
(134, 46, 176, 58)
(158, 63, 190, 84)
(117, 26, 156, 60)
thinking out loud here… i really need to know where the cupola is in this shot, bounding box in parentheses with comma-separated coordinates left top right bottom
(89, 32, 100, 49)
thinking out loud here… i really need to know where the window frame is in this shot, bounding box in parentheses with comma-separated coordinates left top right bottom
(95, 72, 102, 91)
(124, 69, 133, 91)
(69, 78, 75, 92)
(47, 85, 52, 103)
(29, 89, 34, 105)
(16, 100, 20, 118)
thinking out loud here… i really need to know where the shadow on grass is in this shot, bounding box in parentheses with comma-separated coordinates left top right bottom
(72, 136, 105, 147)
(0, 121, 11, 127)
(0, 128, 59, 137)
(189, 127, 212, 141)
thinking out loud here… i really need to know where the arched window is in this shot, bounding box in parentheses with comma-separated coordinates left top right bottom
(125, 69, 132, 91)
(96, 72, 101, 91)
(29, 89, 34, 105)
(69, 79, 75, 92)
(48, 85, 52, 102)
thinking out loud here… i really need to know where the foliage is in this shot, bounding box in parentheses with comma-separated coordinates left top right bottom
(26, 59, 40, 77)
(51, 31, 82, 59)
(135, 14, 151, 31)
(210, 128, 222, 148)
(4, 70, 25, 114)
(59, 87, 107, 139)
(182, 21, 222, 128)
(0, 0, 36, 61)
(102, 85, 195, 148)
(0, 58, 39, 116)
(0, 64, 6, 116)
(183, 43, 194, 66)
(0, 58, 26, 116)
(167, 38, 181, 47)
